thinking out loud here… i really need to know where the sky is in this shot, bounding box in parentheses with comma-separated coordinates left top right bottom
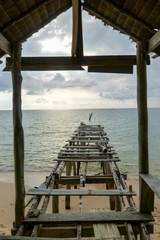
(0, 8, 160, 110)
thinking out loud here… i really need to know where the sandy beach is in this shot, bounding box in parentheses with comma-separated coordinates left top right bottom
(0, 171, 160, 239)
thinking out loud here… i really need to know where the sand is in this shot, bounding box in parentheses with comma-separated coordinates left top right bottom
(0, 171, 160, 239)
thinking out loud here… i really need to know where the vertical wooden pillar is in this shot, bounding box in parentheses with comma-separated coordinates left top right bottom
(65, 162, 72, 209)
(11, 42, 25, 227)
(52, 182, 59, 213)
(136, 41, 153, 212)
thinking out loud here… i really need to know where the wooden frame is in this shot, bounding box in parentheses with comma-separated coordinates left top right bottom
(3, 55, 148, 72)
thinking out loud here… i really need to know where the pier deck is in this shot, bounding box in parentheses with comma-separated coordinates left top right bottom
(6, 123, 154, 239)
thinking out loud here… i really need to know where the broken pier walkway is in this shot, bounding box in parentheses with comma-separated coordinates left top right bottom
(6, 123, 154, 239)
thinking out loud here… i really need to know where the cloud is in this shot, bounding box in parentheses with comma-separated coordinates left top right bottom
(35, 98, 49, 103)
(82, 11, 136, 55)
(22, 9, 72, 56)
(44, 73, 97, 90)
(100, 86, 136, 100)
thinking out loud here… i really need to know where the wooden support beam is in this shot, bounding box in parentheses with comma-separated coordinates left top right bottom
(11, 42, 25, 228)
(137, 41, 151, 214)
(40, 226, 94, 238)
(137, 41, 149, 175)
(0, 33, 11, 55)
(88, 66, 133, 74)
(23, 211, 154, 224)
(72, 0, 83, 57)
(65, 162, 72, 210)
(4, 55, 144, 71)
(148, 30, 160, 53)
(139, 176, 154, 213)
(58, 175, 114, 185)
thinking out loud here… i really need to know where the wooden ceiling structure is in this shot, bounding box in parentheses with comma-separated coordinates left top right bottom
(0, 1, 160, 239)
(0, 0, 160, 58)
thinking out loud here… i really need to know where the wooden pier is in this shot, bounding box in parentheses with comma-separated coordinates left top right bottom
(2, 122, 154, 240)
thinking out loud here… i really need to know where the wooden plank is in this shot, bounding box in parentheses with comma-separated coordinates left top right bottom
(0, 237, 93, 240)
(40, 226, 94, 238)
(4, 65, 84, 71)
(74, 130, 106, 134)
(0, 33, 11, 55)
(37, 224, 154, 238)
(88, 66, 133, 74)
(71, 136, 108, 140)
(72, 0, 83, 57)
(63, 145, 114, 149)
(140, 173, 160, 199)
(27, 189, 136, 196)
(58, 175, 114, 184)
(59, 151, 104, 155)
(148, 30, 160, 53)
(139, 177, 154, 213)
(67, 139, 108, 143)
(23, 211, 154, 224)
(55, 158, 120, 162)
(91, 208, 121, 239)
(4, 55, 140, 71)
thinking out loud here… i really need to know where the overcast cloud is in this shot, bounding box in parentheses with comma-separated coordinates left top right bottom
(0, 9, 159, 109)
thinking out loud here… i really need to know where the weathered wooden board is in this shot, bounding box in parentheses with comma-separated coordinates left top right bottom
(23, 211, 154, 224)
(55, 158, 120, 162)
(58, 175, 114, 184)
(27, 189, 136, 197)
(140, 173, 160, 198)
(91, 208, 121, 239)
(63, 145, 114, 149)
(67, 139, 108, 143)
(88, 66, 133, 74)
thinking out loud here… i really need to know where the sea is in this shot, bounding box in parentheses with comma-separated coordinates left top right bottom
(0, 109, 160, 177)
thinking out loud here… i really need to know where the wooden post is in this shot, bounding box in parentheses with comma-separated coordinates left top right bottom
(137, 41, 153, 213)
(11, 42, 25, 228)
(65, 162, 72, 209)
(52, 182, 59, 213)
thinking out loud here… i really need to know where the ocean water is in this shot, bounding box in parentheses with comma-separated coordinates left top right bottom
(0, 109, 160, 177)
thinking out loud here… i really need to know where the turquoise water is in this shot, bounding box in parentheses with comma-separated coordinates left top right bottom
(0, 109, 160, 177)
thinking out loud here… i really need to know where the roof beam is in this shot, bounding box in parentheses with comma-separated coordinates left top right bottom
(83, 3, 141, 41)
(4, 55, 143, 71)
(72, 0, 83, 57)
(104, 0, 155, 35)
(0, 33, 11, 55)
(88, 66, 133, 74)
(147, 30, 160, 54)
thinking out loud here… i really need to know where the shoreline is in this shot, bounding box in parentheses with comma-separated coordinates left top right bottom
(0, 171, 159, 239)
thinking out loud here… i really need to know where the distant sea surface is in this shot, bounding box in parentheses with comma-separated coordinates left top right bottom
(0, 109, 160, 177)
